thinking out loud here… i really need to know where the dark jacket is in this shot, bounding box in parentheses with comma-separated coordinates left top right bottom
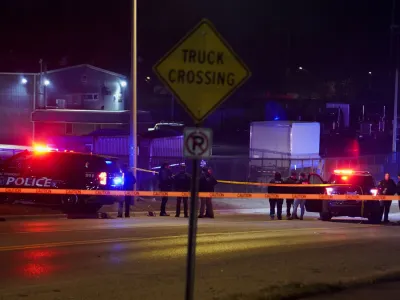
(124, 170, 136, 190)
(378, 179, 397, 195)
(159, 167, 173, 191)
(298, 177, 309, 184)
(268, 173, 283, 194)
(268, 179, 284, 194)
(199, 172, 218, 192)
(397, 181, 400, 195)
(297, 177, 309, 194)
(284, 176, 298, 194)
(173, 171, 191, 192)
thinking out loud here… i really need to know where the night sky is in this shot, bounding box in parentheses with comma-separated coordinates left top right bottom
(0, 0, 396, 93)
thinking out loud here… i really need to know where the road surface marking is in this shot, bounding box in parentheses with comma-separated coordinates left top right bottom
(0, 225, 378, 252)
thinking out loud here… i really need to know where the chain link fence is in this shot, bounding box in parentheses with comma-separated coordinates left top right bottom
(136, 153, 400, 193)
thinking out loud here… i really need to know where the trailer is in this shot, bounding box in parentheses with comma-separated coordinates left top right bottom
(249, 121, 322, 179)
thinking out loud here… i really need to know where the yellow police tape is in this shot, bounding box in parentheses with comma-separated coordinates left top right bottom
(0, 187, 396, 201)
(135, 167, 268, 186)
(133, 167, 350, 187)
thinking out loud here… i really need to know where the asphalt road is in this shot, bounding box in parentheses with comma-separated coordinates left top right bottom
(1, 214, 400, 300)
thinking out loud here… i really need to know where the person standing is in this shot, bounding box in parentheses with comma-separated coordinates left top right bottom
(268, 172, 284, 220)
(291, 172, 308, 220)
(173, 164, 191, 218)
(159, 163, 173, 216)
(284, 171, 297, 219)
(199, 166, 217, 218)
(378, 172, 397, 223)
(118, 164, 136, 218)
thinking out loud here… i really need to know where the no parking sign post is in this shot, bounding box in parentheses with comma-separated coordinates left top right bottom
(153, 18, 250, 300)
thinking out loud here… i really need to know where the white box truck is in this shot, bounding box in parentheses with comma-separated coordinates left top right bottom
(249, 121, 322, 175)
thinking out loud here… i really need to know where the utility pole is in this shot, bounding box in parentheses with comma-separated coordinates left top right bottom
(393, 70, 398, 152)
(392, 0, 399, 152)
(130, 0, 138, 180)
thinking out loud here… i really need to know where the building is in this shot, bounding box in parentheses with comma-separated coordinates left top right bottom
(0, 64, 152, 148)
(0, 72, 35, 145)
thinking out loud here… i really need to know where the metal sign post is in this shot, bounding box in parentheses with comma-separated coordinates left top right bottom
(183, 126, 213, 300)
(185, 147, 200, 300)
(153, 18, 250, 300)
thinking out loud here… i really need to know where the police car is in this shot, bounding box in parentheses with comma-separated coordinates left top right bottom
(305, 170, 381, 223)
(0, 147, 124, 213)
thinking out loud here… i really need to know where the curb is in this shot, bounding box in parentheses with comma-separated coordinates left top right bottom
(224, 270, 400, 300)
(0, 208, 272, 221)
(0, 214, 66, 221)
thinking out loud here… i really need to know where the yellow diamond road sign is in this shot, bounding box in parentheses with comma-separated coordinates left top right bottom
(153, 19, 251, 123)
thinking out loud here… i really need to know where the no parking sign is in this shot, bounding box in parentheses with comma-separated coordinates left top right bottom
(183, 127, 213, 159)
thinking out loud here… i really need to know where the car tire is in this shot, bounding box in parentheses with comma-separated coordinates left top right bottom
(368, 211, 382, 224)
(61, 204, 102, 215)
(320, 212, 332, 221)
(82, 204, 102, 214)
(61, 195, 102, 215)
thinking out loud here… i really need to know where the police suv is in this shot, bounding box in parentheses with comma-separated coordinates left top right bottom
(0, 148, 124, 213)
(305, 170, 381, 223)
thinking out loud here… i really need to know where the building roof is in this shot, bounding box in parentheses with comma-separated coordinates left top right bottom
(45, 64, 127, 78)
(32, 109, 151, 124)
(0, 64, 127, 78)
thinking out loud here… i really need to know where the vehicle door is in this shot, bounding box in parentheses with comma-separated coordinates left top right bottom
(0, 152, 32, 187)
(305, 173, 325, 212)
(0, 151, 33, 202)
(57, 155, 90, 189)
(25, 153, 61, 189)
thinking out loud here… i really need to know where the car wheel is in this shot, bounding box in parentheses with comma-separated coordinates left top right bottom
(61, 203, 102, 215)
(82, 204, 102, 214)
(368, 211, 382, 224)
(319, 212, 332, 221)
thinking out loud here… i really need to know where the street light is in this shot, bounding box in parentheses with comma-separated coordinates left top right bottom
(368, 71, 372, 75)
(21, 78, 28, 84)
(44, 79, 50, 86)
(120, 80, 127, 87)
(299, 66, 303, 70)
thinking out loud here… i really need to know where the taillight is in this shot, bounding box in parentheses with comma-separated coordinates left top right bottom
(370, 189, 378, 196)
(99, 172, 107, 185)
(326, 187, 333, 195)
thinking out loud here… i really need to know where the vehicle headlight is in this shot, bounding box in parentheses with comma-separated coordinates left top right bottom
(113, 177, 123, 185)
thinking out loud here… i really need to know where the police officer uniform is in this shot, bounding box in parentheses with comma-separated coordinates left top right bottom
(159, 163, 173, 216)
(199, 167, 217, 218)
(268, 172, 284, 220)
(284, 172, 298, 219)
(173, 165, 191, 218)
(378, 174, 396, 223)
(118, 165, 136, 218)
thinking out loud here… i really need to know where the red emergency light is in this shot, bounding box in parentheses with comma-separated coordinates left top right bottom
(33, 144, 53, 153)
(333, 169, 354, 175)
